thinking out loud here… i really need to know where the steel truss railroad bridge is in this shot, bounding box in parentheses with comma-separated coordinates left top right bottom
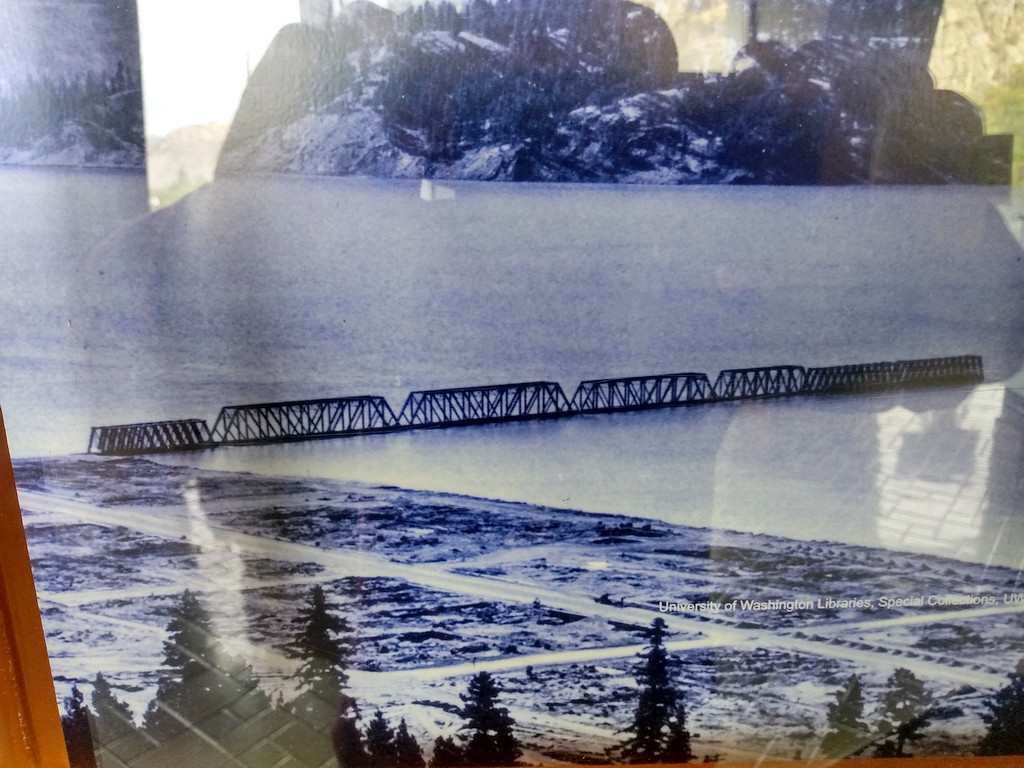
(88, 355, 983, 456)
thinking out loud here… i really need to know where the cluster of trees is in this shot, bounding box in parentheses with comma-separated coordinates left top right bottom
(819, 661, 1024, 760)
(0, 60, 143, 159)
(430, 671, 522, 766)
(55, 587, 522, 768)
(59, 588, 1024, 767)
(224, 0, 682, 179)
(819, 669, 939, 759)
(286, 587, 524, 767)
(300, 0, 675, 174)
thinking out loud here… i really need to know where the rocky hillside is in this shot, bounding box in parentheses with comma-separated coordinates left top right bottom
(218, 0, 1012, 185)
(0, 0, 144, 168)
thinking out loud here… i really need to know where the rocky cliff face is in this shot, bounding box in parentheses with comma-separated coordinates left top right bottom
(217, 0, 1012, 185)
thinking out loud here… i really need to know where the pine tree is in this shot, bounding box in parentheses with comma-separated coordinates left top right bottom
(365, 709, 399, 765)
(143, 589, 217, 738)
(287, 584, 354, 705)
(285, 585, 364, 766)
(157, 590, 216, 671)
(819, 674, 872, 759)
(978, 659, 1024, 756)
(396, 718, 427, 768)
(90, 673, 138, 745)
(61, 685, 98, 768)
(143, 590, 266, 740)
(615, 617, 693, 764)
(873, 667, 933, 757)
(460, 671, 521, 766)
(430, 734, 466, 767)
(334, 714, 371, 768)
(89, 673, 152, 763)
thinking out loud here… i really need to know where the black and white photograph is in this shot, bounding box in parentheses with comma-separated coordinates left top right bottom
(2, 0, 1024, 766)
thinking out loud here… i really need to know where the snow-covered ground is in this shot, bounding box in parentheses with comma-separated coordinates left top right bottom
(18, 456, 1024, 763)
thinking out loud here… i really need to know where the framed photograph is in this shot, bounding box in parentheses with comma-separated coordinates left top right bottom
(2, 0, 1023, 766)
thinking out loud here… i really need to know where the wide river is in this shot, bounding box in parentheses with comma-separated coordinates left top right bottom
(2, 167, 1023, 567)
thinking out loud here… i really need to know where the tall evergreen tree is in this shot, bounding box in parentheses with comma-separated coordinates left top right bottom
(873, 667, 933, 757)
(819, 674, 872, 759)
(286, 584, 354, 708)
(334, 714, 371, 768)
(978, 659, 1024, 756)
(614, 617, 693, 764)
(365, 709, 399, 765)
(460, 671, 521, 766)
(143, 590, 265, 740)
(89, 673, 153, 763)
(395, 717, 427, 768)
(430, 734, 465, 767)
(61, 685, 98, 768)
(285, 585, 364, 766)
(143, 589, 217, 738)
(90, 673, 140, 745)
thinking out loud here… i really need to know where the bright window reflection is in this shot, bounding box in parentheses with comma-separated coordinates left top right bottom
(875, 384, 1005, 562)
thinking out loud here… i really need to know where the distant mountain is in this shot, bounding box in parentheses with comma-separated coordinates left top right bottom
(147, 124, 230, 208)
(218, 0, 1010, 184)
(0, 0, 144, 168)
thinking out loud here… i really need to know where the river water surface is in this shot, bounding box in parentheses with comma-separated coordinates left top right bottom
(2, 168, 1023, 566)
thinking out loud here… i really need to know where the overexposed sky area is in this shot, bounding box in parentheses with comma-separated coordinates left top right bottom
(137, 0, 300, 137)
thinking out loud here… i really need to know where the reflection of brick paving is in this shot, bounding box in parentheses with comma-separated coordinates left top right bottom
(95, 672, 339, 768)
(875, 384, 1023, 565)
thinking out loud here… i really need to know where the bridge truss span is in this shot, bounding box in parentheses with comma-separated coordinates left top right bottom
(571, 372, 713, 413)
(804, 355, 983, 394)
(87, 355, 984, 455)
(803, 362, 901, 393)
(896, 355, 984, 387)
(398, 381, 572, 428)
(209, 396, 398, 446)
(88, 419, 211, 456)
(712, 365, 807, 400)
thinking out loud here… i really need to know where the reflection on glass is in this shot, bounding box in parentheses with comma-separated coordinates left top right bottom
(183, 479, 250, 660)
(875, 385, 1003, 562)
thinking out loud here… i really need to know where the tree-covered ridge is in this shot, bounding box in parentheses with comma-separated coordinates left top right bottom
(218, 0, 1010, 184)
(0, 59, 144, 167)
